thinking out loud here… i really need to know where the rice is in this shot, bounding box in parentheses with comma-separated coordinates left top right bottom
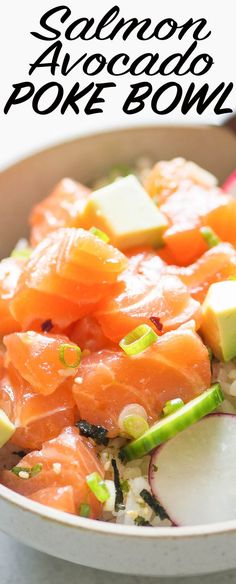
(99, 440, 171, 527)
(213, 359, 236, 410)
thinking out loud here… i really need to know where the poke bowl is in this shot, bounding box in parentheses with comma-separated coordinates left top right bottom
(0, 123, 236, 577)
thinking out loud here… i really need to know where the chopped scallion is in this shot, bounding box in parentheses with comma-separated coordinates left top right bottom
(86, 472, 110, 503)
(122, 414, 149, 439)
(79, 503, 90, 517)
(11, 248, 32, 260)
(119, 324, 158, 356)
(200, 226, 220, 248)
(31, 463, 43, 477)
(163, 398, 184, 417)
(90, 227, 110, 244)
(59, 343, 81, 368)
(11, 463, 43, 478)
(11, 466, 31, 476)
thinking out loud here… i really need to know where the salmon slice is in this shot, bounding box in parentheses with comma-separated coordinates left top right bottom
(30, 486, 77, 514)
(0, 258, 23, 336)
(0, 364, 76, 450)
(166, 242, 236, 303)
(28, 228, 127, 286)
(10, 285, 91, 331)
(0, 427, 104, 518)
(10, 228, 126, 330)
(95, 251, 201, 342)
(4, 331, 82, 395)
(30, 179, 91, 246)
(160, 185, 236, 265)
(144, 158, 217, 203)
(67, 317, 115, 352)
(73, 323, 211, 437)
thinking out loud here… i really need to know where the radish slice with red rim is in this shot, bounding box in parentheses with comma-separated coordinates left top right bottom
(223, 171, 236, 197)
(149, 414, 236, 526)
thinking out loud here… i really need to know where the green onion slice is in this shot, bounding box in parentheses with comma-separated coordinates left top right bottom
(120, 384, 224, 462)
(89, 227, 110, 244)
(11, 248, 32, 260)
(86, 472, 110, 503)
(59, 343, 82, 368)
(79, 503, 90, 517)
(11, 463, 42, 478)
(11, 466, 31, 476)
(163, 398, 184, 417)
(200, 226, 220, 248)
(122, 415, 149, 439)
(30, 463, 43, 477)
(119, 324, 158, 356)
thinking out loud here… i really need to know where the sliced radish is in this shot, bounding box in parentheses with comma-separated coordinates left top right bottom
(222, 171, 236, 197)
(149, 414, 236, 526)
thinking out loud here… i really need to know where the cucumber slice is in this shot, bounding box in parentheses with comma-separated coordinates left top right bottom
(120, 384, 224, 461)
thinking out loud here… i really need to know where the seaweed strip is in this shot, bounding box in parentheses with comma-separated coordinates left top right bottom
(76, 420, 109, 446)
(140, 489, 169, 520)
(134, 515, 152, 526)
(111, 458, 125, 511)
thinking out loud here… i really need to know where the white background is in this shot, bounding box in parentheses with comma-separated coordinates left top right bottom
(0, 0, 235, 170)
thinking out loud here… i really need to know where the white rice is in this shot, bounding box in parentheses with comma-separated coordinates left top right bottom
(99, 437, 171, 527)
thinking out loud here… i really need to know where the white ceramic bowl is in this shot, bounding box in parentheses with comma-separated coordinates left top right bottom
(0, 125, 236, 577)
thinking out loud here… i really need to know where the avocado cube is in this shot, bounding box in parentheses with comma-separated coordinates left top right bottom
(84, 175, 168, 250)
(0, 409, 15, 448)
(201, 280, 236, 362)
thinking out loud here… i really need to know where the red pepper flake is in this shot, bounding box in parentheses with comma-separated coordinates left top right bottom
(150, 316, 163, 333)
(41, 319, 53, 333)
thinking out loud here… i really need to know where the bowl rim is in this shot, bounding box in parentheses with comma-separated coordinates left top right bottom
(1, 123, 236, 541)
(1, 482, 236, 539)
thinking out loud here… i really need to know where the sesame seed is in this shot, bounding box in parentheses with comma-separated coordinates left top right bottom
(52, 462, 62, 475)
(19, 471, 30, 479)
(74, 376, 83, 384)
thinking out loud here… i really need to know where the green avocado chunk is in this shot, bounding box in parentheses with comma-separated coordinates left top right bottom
(201, 280, 236, 362)
(84, 175, 168, 250)
(0, 409, 15, 448)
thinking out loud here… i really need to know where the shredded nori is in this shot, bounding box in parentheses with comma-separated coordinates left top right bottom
(12, 450, 27, 458)
(118, 449, 127, 464)
(140, 489, 169, 521)
(41, 319, 53, 333)
(76, 420, 109, 446)
(134, 515, 152, 526)
(150, 316, 163, 333)
(111, 458, 125, 512)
